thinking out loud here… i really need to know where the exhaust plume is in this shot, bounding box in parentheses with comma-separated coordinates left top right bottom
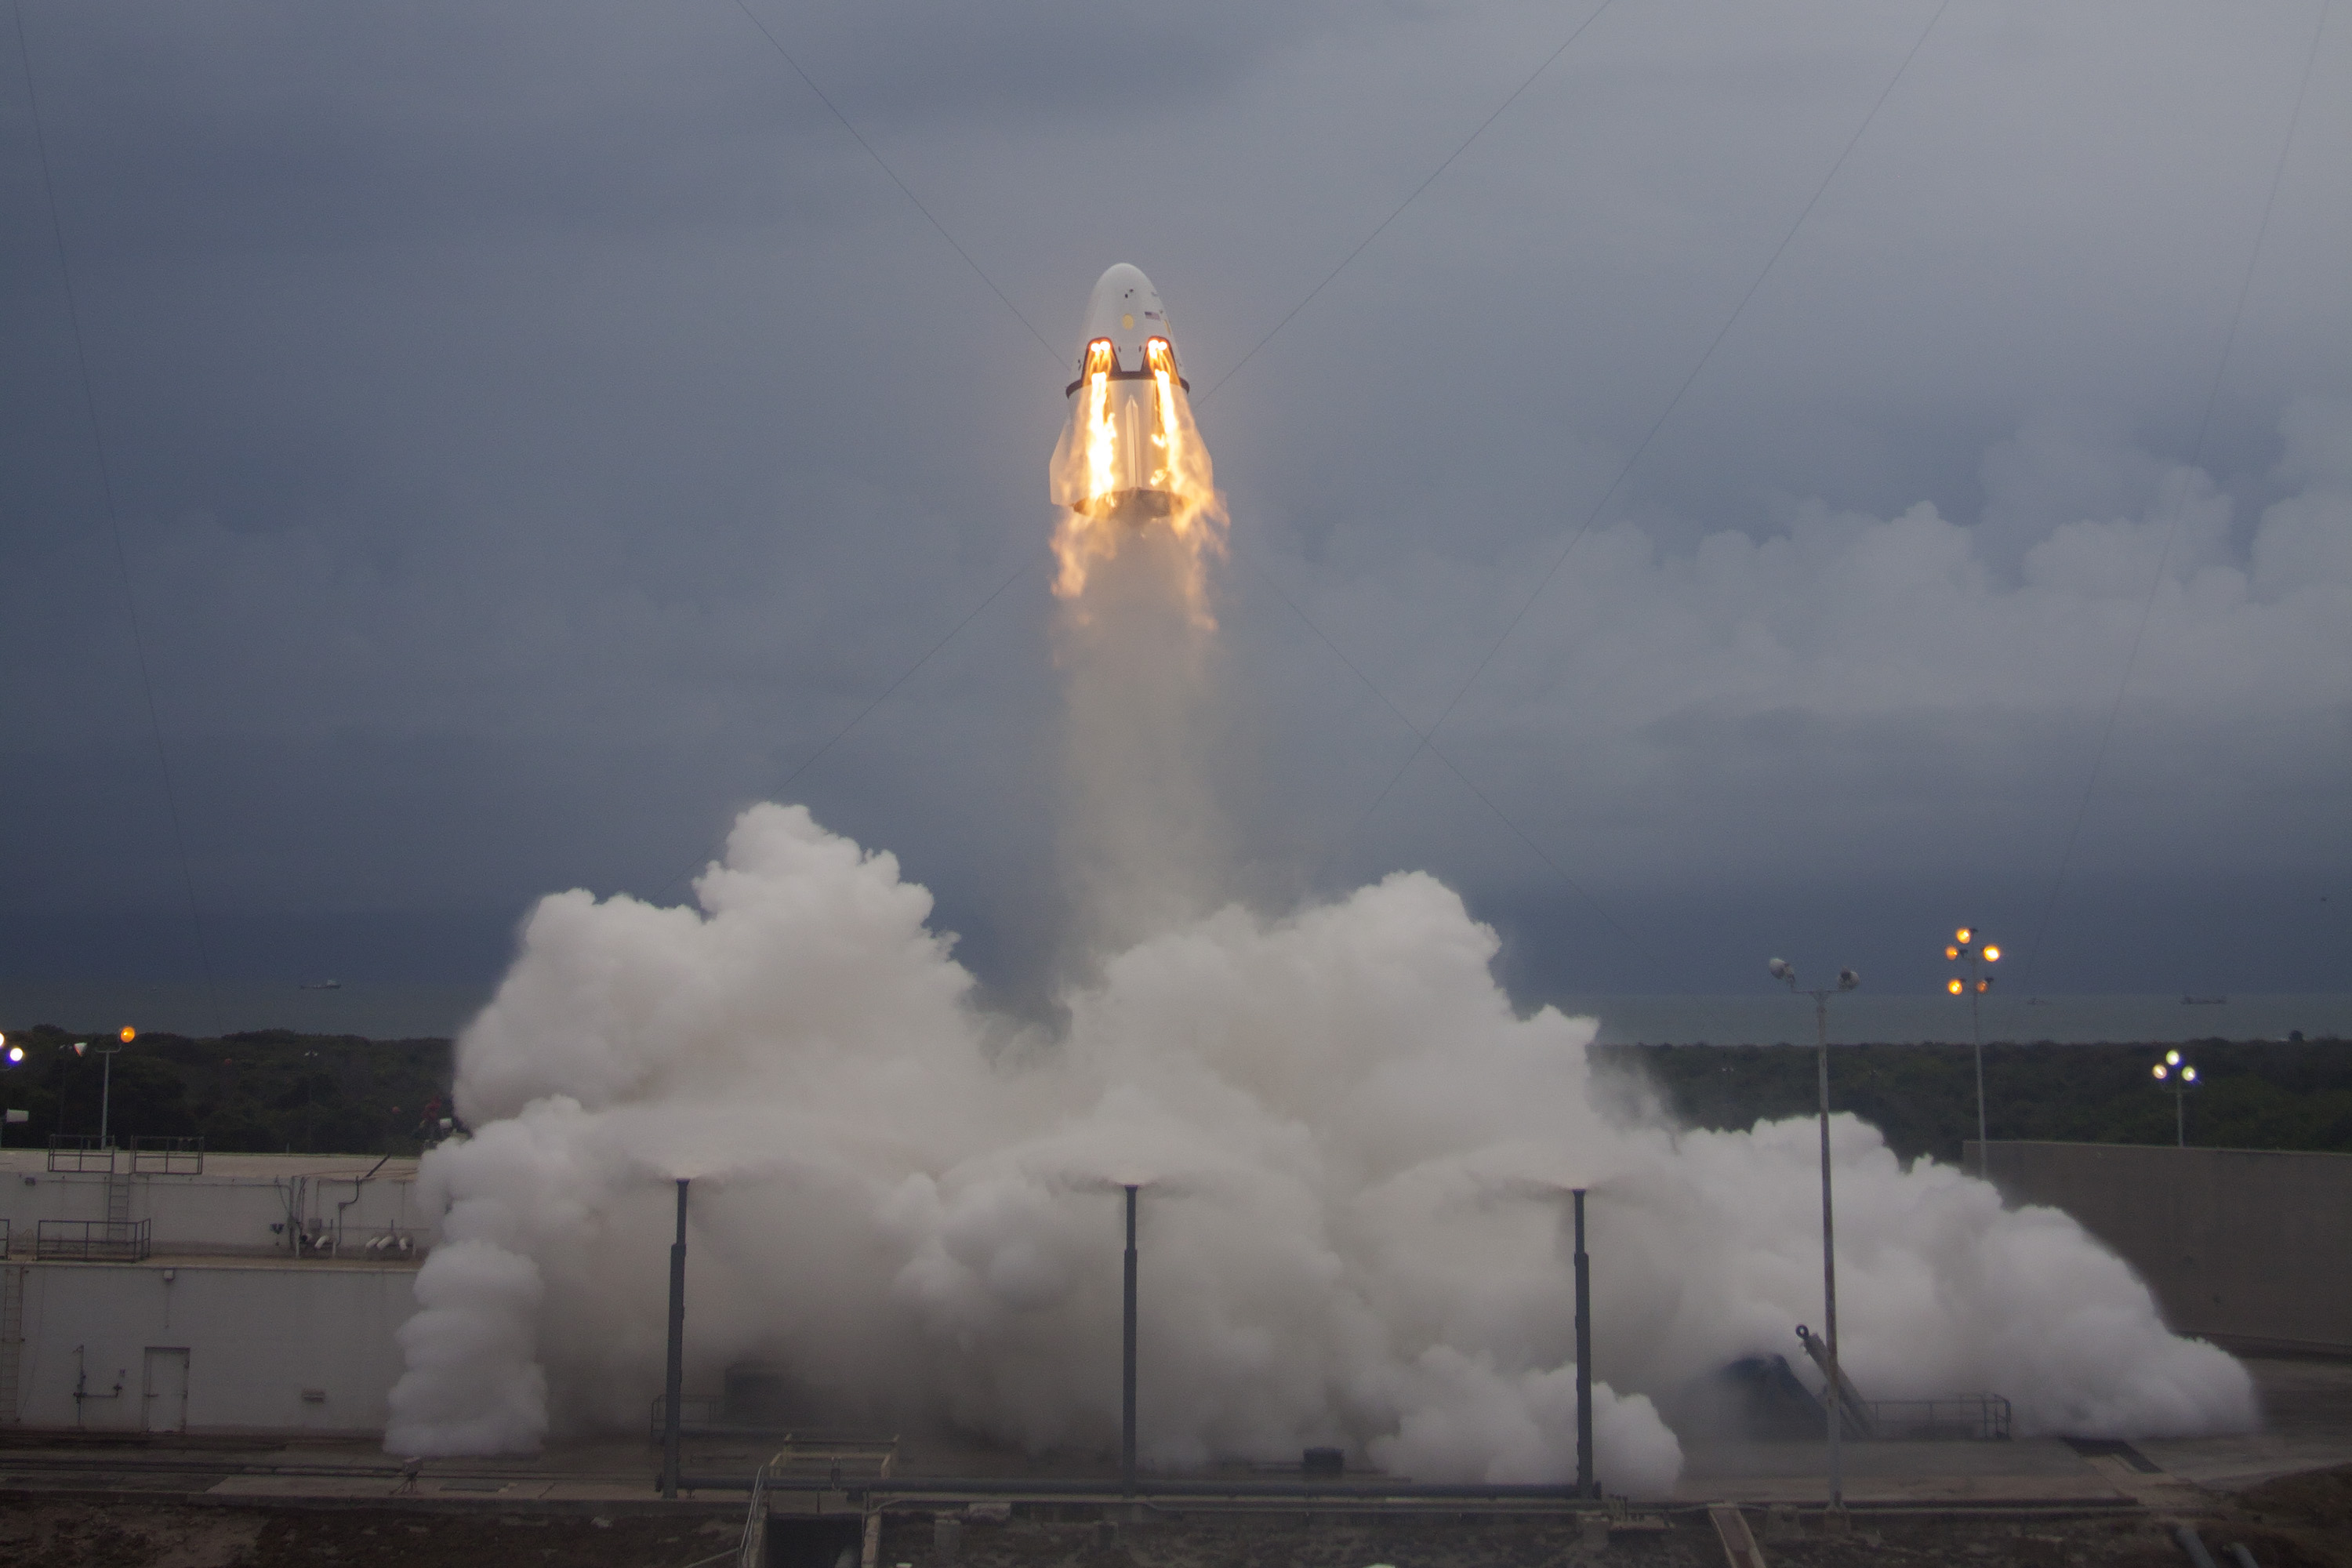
(384, 264, 2252, 1484)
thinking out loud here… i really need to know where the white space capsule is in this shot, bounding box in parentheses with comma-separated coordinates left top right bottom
(1049, 263, 1209, 522)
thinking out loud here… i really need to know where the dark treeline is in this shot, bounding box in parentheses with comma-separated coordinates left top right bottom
(1599, 1039, 2352, 1166)
(0, 1025, 455, 1156)
(4, 1025, 2347, 1165)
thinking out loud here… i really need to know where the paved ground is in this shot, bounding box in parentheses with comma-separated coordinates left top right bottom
(0, 1356, 2345, 1565)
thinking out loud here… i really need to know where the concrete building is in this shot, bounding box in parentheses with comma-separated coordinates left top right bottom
(1969, 1140, 2352, 1356)
(0, 1146, 430, 1436)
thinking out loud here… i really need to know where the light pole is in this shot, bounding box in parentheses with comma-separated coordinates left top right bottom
(2152, 1051, 2198, 1147)
(96, 1026, 133, 1148)
(1943, 928, 2001, 1167)
(1, 1034, 24, 1149)
(301, 1048, 320, 1153)
(1769, 956, 1860, 1515)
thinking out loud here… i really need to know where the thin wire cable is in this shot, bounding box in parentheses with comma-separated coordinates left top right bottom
(1230, 543, 1654, 965)
(13, 0, 224, 1038)
(1352, 0, 1951, 828)
(1197, 0, 1619, 407)
(657, 554, 1044, 897)
(728, 0, 1062, 367)
(2019, 0, 2332, 995)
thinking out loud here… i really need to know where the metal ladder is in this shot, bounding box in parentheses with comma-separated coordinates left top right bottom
(105, 1171, 133, 1231)
(0, 1267, 25, 1422)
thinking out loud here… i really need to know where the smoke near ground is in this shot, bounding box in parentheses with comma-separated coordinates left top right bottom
(383, 801, 2254, 1485)
(384, 361, 2256, 1486)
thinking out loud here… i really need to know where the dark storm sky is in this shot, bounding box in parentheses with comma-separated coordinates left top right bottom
(3, 0, 2347, 1010)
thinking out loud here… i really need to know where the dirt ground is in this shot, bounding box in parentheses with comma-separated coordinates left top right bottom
(0, 1468, 2346, 1568)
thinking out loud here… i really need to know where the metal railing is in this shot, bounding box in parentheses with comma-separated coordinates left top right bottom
(648, 1394, 726, 1443)
(1867, 1395, 2012, 1442)
(129, 1136, 204, 1176)
(0, 1218, 9, 1258)
(35, 1219, 152, 1262)
(45, 1136, 114, 1175)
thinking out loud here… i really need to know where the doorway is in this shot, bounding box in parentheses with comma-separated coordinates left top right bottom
(143, 1348, 190, 1433)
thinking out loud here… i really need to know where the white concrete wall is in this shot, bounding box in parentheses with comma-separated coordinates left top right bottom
(0, 1155, 430, 1257)
(3, 1258, 417, 1435)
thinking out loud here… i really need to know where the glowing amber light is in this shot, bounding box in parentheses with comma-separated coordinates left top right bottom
(1947, 978, 1965, 995)
(1983, 945, 2000, 963)
(1946, 946, 1959, 960)
(2153, 1063, 2168, 1080)
(1955, 927, 1973, 945)
(119, 1026, 136, 1044)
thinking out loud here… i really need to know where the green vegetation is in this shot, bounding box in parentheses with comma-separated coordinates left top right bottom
(0, 1025, 454, 1156)
(1596, 1038, 2352, 1165)
(3, 1024, 2345, 1166)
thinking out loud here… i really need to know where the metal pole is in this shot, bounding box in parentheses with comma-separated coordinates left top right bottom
(1969, 949, 1986, 1167)
(2176, 1085, 2186, 1148)
(1572, 1188, 1594, 1499)
(1815, 990, 1842, 1512)
(100, 1049, 113, 1148)
(663, 1178, 688, 1501)
(1122, 1184, 1138, 1498)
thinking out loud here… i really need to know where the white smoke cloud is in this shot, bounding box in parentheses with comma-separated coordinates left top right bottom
(384, 802, 2255, 1486)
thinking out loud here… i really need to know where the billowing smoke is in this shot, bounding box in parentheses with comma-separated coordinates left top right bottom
(384, 804, 2253, 1484)
(384, 336, 2254, 1485)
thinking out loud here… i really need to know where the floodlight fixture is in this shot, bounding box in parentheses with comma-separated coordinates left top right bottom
(2154, 1051, 2198, 1145)
(1948, 978, 1964, 995)
(1768, 957, 1794, 982)
(1983, 946, 2000, 963)
(1955, 927, 1972, 945)
(4, 1045, 20, 1066)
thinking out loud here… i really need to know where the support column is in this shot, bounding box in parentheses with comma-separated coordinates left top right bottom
(1573, 1187, 1594, 1499)
(1121, 1183, 1138, 1498)
(663, 1178, 688, 1501)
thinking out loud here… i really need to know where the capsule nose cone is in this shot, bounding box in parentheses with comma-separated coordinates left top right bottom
(1080, 263, 1174, 377)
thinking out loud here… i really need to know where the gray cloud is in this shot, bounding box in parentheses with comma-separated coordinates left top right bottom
(2, 0, 2347, 1013)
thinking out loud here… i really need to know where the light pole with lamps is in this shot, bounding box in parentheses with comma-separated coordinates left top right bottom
(1944, 928, 2000, 1167)
(2152, 1051, 2198, 1147)
(96, 1026, 134, 1147)
(1769, 956, 1860, 1516)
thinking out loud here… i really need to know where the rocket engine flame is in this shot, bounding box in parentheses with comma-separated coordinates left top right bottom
(1049, 268, 1226, 619)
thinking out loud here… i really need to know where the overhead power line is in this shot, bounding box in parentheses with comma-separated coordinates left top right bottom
(11, 0, 224, 1036)
(2019, 0, 2332, 994)
(1351, 0, 1955, 830)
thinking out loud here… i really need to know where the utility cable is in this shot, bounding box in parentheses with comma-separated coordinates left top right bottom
(11, 0, 225, 1038)
(1352, 0, 1951, 827)
(656, 554, 1044, 897)
(728, 0, 1062, 368)
(1229, 543, 1655, 967)
(2019, 0, 2332, 995)
(1197, 0, 1620, 407)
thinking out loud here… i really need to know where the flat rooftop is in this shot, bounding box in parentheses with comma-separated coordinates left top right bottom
(0, 1149, 419, 1180)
